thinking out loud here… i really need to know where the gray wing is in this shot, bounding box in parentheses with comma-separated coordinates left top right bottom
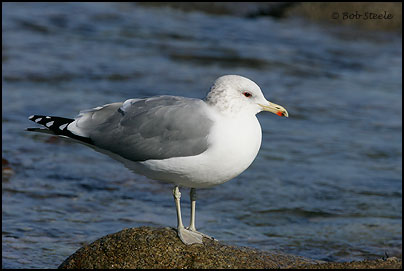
(70, 96, 213, 161)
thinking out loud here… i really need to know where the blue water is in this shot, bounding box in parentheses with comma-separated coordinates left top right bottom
(2, 2, 402, 268)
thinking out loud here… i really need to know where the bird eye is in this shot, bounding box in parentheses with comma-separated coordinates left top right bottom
(243, 91, 252, 98)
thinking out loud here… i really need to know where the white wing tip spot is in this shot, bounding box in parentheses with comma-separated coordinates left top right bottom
(35, 118, 42, 123)
(59, 123, 68, 130)
(45, 121, 54, 127)
(29, 115, 35, 120)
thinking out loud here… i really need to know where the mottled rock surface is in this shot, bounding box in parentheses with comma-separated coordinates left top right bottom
(59, 227, 401, 269)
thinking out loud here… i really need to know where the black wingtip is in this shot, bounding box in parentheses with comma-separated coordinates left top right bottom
(27, 115, 93, 145)
(28, 115, 74, 128)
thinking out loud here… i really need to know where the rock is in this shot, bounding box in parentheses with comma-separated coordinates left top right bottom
(58, 226, 320, 269)
(58, 227, 402, 269)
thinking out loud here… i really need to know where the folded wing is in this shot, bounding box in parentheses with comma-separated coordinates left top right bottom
(62, 96, 213, 161)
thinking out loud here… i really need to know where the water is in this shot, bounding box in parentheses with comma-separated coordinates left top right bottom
(2, 2, 402, 268)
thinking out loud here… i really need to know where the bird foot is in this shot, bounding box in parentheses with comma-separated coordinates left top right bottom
(177, 227, 204, 245)
(186, 227, 216, 241)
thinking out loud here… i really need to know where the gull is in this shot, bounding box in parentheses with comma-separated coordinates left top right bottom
(27, 75, 288, 245)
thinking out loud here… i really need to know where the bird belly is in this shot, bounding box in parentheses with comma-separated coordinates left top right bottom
(122, 115, 262, 188)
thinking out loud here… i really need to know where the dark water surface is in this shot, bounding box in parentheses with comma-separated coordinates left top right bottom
(2, 3, 402, 268)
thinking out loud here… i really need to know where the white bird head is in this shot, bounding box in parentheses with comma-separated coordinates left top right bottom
(205, 75, 289, 117)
